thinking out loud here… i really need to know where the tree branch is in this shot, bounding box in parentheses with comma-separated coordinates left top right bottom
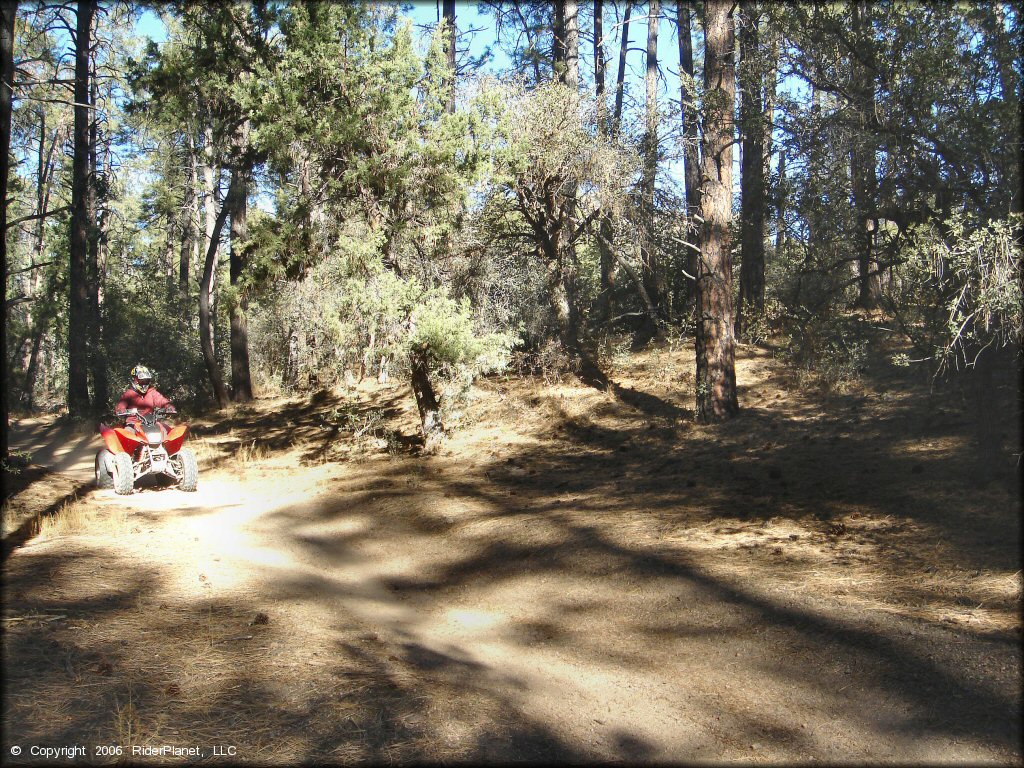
(5, 205, 70, 232)
(8, 260, 56, 276)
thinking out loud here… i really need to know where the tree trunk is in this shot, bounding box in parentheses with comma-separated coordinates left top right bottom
(553, 2, 565, 78)
(736, 1, 767, 334)
(984, 2, 1020, 215)
(401, 273, 443, 447)
(763, 25, 777, 172)
(546, 252, 577, 351)
(677, 0, 702, 316)
(68, 0, 94, 417)
(20, 107, 56, 409)
(290, 144, 312, 278)
(180, 134, 198, 306)
(23, 329, 43, 410)
(199, 176, 234, 410)
(562, 0, 580, 280)
(850, 1, 880, 309)
(410, 345, 444, 451)
(164, 218, 176, 295)
(775, 147, 787, 254)
(87, 61, 108, 411)
(229, 168, 253, 403)
(285, 329, 299, 389)
(613, 0, 632, 134)
(805, 83, 822, 276)
(694, 0, 739, 422)
(562, 1, 579, 88)
(851, 163, 880, 309)
(550, 2, 582, 348)
(442, 0, 456, 113)
(593, 0, 616, 325)
(0, 0, 15, 457)
(41, 337, 51, 404)
(639, 0, 663, 333)
(541, 234, 607, 387)
(370, 190, 446, 445)
(203, 122, 219, 347)
(594, 0, 606, 126)
(602, 240, 661, 332)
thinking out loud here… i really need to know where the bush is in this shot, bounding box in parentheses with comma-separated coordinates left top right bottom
(782, 313, 870, 393)
(886, 211, 1022, 374)
(247, 254, 516, 414)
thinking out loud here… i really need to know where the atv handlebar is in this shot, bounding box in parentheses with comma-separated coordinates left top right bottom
(115, 406, 177, 419)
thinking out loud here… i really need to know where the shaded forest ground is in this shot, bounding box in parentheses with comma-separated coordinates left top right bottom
(2, 333, 1021, 764)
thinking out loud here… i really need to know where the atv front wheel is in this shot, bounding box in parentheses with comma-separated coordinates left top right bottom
(174, 447, 199, 492)
(112, 452, 134, 495)
(95, 449, 114, 489)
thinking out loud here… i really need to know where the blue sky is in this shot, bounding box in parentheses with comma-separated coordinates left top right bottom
(135, 7, 168, 43)
(134, 2, 688, 130)
(132, 2, 705, 195)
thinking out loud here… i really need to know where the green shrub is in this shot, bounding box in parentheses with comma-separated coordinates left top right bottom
(782, 314, 870, 393)
(887, 211, 1022, 373)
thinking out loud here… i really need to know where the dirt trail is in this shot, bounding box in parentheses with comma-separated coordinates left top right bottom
(9, 417, 98, 483)
(3, 344, 1021, 764)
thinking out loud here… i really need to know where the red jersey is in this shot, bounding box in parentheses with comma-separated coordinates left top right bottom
(115, 386, 173, 417)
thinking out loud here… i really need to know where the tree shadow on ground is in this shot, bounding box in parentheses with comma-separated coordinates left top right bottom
(268, 447, 1020, 758)
(2, 542, 604, 764)
(553, 346, 1020, 574)
(246, 347, 1021, 758)
(245, 444, 1015, 757)
(5, 345, 1019, 763)
(2, 460, 96, 562)
(190, 389, 420, 473)
(571, 353, 693, 422)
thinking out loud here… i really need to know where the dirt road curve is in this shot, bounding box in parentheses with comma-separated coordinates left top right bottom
(9, 417, 99, 483)
(3, 368, 1021, 765)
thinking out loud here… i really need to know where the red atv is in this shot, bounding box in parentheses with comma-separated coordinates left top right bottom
(96, 407, 198, 495)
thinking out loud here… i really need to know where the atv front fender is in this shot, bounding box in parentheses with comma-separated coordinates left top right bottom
(99, 423, 145, 454)
(99, 423, 124, 455)
(164, 424, 189, 457)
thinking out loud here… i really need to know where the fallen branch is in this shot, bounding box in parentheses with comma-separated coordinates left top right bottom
(214, 634, 254, 644)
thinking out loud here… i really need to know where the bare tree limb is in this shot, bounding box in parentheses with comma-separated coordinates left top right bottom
(4, 205, 70, 231)
(8, 260, 55, 276)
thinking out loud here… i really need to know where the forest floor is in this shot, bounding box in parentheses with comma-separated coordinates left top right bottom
(3, 334, 1021, 765)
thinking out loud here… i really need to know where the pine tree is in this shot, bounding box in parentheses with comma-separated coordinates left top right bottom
(67, 0, 94, 416)
(694, 0, 739, 422)
(0, 0, 16, 459)
(736, 1, 768, 332)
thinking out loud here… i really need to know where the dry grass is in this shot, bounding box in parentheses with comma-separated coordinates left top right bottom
(37, 497, 128, 539)
(37, 498, 90, 537)
(114, 685, 141, 747)
(2, 500, 19, 537)
(235, 439, 270, 464)
(187, 437, 220, 466)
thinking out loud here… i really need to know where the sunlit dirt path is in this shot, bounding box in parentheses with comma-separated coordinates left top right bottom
(9, 417, 97, 483)
(4, 347, 1021, 764)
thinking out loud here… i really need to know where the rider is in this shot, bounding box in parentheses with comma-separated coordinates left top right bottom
(115, 365, 176, 424)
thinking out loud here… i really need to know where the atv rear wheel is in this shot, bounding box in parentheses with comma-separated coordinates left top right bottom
(174, 447, 198, 492)
(95, 449, 114, 489)
(112, 452, 134, 495)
